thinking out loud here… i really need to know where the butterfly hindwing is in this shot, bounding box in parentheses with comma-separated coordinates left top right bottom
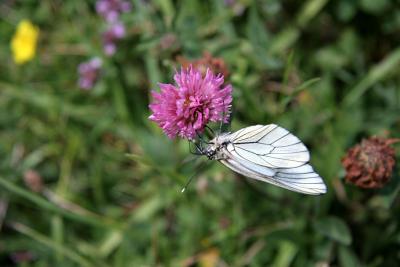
(218, 124, 326, 195)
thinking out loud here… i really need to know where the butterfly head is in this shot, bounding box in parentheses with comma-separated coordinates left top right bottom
(205, 147, 216, 160)
(204, 135, 230, 160)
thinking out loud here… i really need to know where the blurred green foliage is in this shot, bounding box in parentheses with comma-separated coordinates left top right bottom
(0, 0, 400, 266)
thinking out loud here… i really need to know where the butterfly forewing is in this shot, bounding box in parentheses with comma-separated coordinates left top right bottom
(227, 124, 309, 168)
(219, 124, 326, 195)
(231, 125, 275, 143)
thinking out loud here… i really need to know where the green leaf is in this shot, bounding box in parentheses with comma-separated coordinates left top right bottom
(338, 245, 361, 267)
(10, 222, 100, 267)
(129, 196, 164, 223)
(314, 216, 352, 245)
(297, 0, 329, 27)
(271, 241, 298, 267)
(343, 47, 400, 106)
(0, 176, 123, 230)
(280, 77, 321, 110)
(360, 0, 390, 14)
(336, 0, 357, 22)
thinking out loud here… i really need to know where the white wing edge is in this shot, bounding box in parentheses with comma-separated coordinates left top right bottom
(220, 157, 327, 195)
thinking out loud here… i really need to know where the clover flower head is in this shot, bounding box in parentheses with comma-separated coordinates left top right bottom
(149, 66, 232, 140)
(177, 51, 230, 78)
(342, 137, 399, 189)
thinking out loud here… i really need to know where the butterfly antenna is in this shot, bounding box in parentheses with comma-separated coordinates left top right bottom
(188, 140, 203, 155)
(205, 125, 215, 137)
(218, 100, 224, 134)
(227, 105, 233, 132)
(181, 160, 209, 193)
(181, 172, 197, 193)
(196, 131, 211, 147)
(219, 99, 229, 134)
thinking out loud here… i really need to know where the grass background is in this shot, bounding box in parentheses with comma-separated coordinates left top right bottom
(1, 0, 400, 266)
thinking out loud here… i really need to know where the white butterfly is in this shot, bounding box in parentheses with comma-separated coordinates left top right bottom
(196, 124, 327, 195)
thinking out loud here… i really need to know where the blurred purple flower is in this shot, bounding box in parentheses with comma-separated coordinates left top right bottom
(224, 0, 235, 6)
(223, 0, 245, 16)
(149, 66, 232, 139)
(78, 57, 102, 90)
(102, 22, 125, 56)
(96, 0, 131, 22)
(10, 251, 34, 264)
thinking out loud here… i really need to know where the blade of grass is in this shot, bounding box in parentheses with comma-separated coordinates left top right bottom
(282, 50, 295, 93)
(51, 215, 64, 263)
(297, 0, 330, 28)
(112, 67, 130, 122)
(268, 27, 300, 55)
(57, 129, 80, 195)
(98, 230, 123, 258)
(155, 0, 174, 28)
(0, 82, 106, 125)
(269, 0, 329, 54)
(9, 222, 96, 267)
(293, 77, 322, 92)
(145, 51, 161, 90)
(0, 176, 124, 229)
(279, 77, 321, 111)
(271, 241, 298, 267)
(343, 47, 400, 106)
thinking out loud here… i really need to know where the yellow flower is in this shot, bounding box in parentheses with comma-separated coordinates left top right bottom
(10, 20, 39, 64)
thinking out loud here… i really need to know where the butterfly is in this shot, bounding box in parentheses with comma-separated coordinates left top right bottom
(190, 124, 327, 195)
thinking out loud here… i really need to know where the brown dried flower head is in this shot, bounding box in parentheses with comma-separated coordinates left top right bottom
(159, 33, 179, 51)
(342, 137, 399, 189)
(23, 170, 43, 193)
(177, 51, 229, 78)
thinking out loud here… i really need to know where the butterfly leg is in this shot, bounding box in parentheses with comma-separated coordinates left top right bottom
(188, 140, 204, 155)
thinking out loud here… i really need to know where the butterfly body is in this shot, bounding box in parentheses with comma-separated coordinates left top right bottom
(204, 133, 231, 160)
(200, 124, 327, 195)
